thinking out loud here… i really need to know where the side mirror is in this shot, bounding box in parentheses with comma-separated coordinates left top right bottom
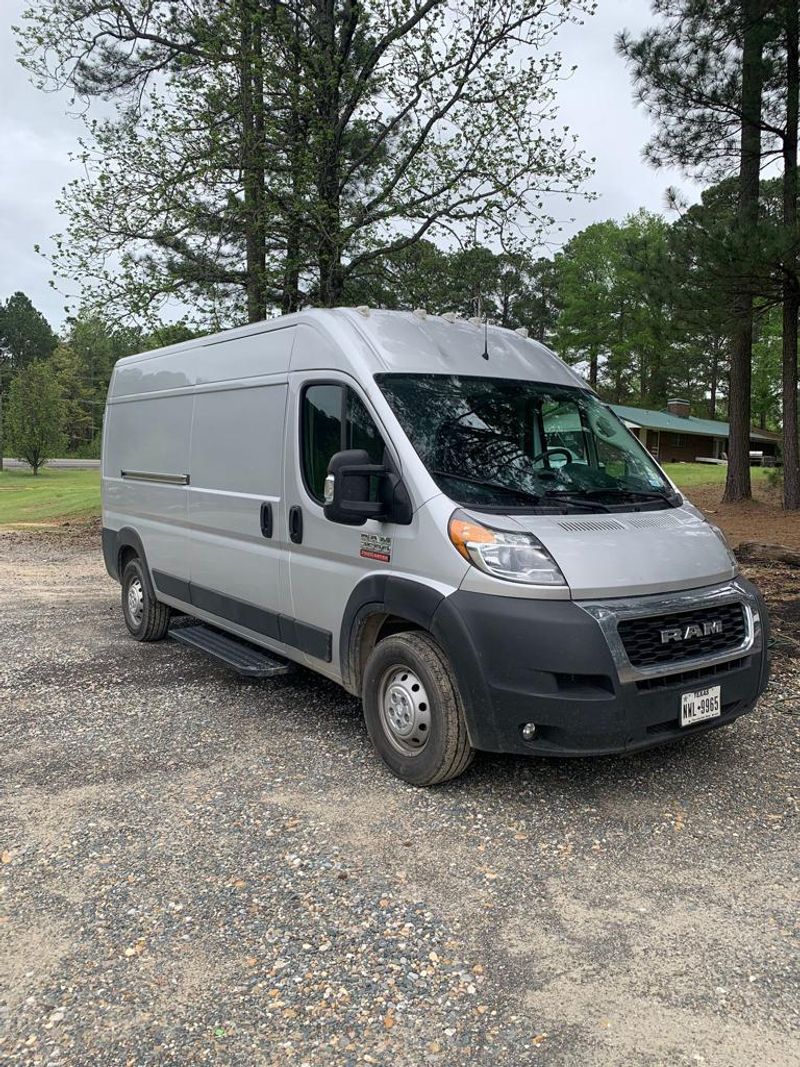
(323, 449, 412, 526)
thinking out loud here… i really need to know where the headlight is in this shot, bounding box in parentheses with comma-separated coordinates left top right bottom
(707, 521, 738, 571)
(448, 509, 566, 586)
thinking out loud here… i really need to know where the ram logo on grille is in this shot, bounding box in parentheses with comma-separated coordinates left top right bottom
(660, 619, 724, 644)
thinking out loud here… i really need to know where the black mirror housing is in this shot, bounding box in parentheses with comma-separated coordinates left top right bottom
(323, 449, 412, 526)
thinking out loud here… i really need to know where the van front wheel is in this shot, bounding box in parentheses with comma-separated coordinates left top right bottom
(121, 557, 171, 642)
(362, 632, 474, 786)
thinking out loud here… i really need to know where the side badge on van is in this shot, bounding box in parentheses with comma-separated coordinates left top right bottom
(360, 532, 392, 563)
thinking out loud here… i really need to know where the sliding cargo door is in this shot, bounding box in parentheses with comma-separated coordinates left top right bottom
(186, 381, 293, 653)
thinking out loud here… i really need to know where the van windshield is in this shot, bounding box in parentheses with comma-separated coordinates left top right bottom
(375, 374, 678, 512)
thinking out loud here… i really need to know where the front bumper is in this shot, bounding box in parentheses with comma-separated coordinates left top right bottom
(431, 577, 769, 757)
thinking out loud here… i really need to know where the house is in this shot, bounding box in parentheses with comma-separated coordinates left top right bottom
(610, 398, 781, 464)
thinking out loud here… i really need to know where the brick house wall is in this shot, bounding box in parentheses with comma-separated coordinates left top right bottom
(637, 429, 720, 463)
(638, 429, 778, 463)
(657, 434, 719, 463)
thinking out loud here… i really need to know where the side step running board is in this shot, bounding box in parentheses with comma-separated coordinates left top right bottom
(170, 622, 295, 678)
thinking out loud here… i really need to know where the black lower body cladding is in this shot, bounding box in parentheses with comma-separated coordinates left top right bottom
(431, 580, 769, 757)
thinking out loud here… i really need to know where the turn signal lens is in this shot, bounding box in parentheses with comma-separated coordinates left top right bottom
(447, 509, 566, 586)
(448, 515, 496, 559)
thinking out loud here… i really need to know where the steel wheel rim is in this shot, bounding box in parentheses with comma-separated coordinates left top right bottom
(127, 577, 144, 625)
(378, 664, 432, 756)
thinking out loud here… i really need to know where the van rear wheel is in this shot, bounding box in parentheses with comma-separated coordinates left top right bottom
(362, 632, 474, 786)
(121, 557, 171, 642)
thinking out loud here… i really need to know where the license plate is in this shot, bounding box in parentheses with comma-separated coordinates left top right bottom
(680, 685, 721, 727)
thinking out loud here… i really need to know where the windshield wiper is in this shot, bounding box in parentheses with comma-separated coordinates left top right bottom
(540, 489, 613, 512)
(579, 487, 676, 504)
(430, 469, 541, 505)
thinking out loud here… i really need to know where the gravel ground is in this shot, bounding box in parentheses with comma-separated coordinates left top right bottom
(1, 525, 798, 1066)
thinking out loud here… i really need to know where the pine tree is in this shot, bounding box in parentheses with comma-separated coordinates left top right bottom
(618, 1, 776, 502)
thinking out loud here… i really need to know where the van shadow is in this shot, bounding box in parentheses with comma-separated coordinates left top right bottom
(230, 661, 756, 806)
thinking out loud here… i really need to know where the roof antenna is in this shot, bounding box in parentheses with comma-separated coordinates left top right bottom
(481, 316, 489, 360)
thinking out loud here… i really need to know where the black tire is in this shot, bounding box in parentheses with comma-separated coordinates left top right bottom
(362, 631, 475, 786)
(121, 557, 171, 642)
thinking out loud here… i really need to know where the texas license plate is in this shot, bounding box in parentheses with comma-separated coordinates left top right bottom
(680, 685, 721, 727)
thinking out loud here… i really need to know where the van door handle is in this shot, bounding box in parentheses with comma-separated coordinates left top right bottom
(260, 502, 273, 538)
(289, 505, 303, 544)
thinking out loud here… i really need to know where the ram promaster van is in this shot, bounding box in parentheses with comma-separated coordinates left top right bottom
(102, 309, 769, 785)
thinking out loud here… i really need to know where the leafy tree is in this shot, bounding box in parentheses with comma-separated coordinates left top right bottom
(0, 291, 58, 470)
(751, 307, 782, 429)
(141, 322, 201, 351)
(50, 343, 94, 454)
(552, 211, 677, 404)
(5, 361, 65, 474)
(18, 0, 595, 324)
(343, 241, 556, 333)
(552, 220, 618, 388)
(61, 312, 144, 449)
(515, 258, 560, 344)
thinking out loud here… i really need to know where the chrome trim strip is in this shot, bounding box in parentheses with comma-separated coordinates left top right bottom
(120, 470, 190, 486)
(578, 580, 761, 685)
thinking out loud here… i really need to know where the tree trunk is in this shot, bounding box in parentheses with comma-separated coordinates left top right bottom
(316, 0, 344, 307)
(281, 5, 305, 315)
(241, 0, 268, 323)
(737, 540, 800, 564)
(783, 0, 800, 510)
(589, 348, 598, 387)
(724, 0, 765, 503)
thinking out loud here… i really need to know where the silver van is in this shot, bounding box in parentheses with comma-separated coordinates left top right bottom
(101, 308, 769, 785)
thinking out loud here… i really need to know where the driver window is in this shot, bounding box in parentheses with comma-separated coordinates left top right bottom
(302, 384, 384, 502)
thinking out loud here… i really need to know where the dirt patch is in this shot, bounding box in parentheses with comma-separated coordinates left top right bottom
(687, 481, 800, 550)
(740, 561, 800, 667)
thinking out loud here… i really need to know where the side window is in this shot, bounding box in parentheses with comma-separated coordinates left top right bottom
(346, 390, 384, 465)
(302, 384, 343, 502)
(301, 384, 385, 502)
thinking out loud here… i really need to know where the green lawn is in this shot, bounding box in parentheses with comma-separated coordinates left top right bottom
(0, 467, 101, 526)
(662, 462, 768, 488)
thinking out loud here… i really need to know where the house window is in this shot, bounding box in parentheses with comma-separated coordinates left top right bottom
(673, 433, 686, 448)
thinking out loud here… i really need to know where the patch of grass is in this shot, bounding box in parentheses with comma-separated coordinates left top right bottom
(663, 462, 769, 489)
(0, 467, 100, 526)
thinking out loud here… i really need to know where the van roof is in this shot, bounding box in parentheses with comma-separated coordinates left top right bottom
(341, 308, 584, 387)
(112, 307, 586, 391)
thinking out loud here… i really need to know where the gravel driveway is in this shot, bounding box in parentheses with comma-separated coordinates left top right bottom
(1, 527, 798, 1066)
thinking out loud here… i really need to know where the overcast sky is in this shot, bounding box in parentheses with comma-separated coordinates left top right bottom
(0, 0, 696, 331)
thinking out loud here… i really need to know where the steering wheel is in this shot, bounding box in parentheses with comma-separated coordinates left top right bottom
(532, 447, 573, 467)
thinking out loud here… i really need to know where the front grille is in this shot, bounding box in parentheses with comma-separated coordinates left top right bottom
(636, 657, 749, 691)
(618, 602, 746, 669)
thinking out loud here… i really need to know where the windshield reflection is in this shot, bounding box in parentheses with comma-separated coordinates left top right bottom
(376, 374, 677, 512)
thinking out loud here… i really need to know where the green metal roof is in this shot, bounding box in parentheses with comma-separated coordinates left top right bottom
(609, 403, 779, 443)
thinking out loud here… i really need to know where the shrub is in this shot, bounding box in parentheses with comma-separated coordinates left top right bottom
(5, 361, 65, 475)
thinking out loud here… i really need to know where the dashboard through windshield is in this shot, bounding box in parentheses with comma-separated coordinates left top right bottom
(375, 374, 678, 512)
